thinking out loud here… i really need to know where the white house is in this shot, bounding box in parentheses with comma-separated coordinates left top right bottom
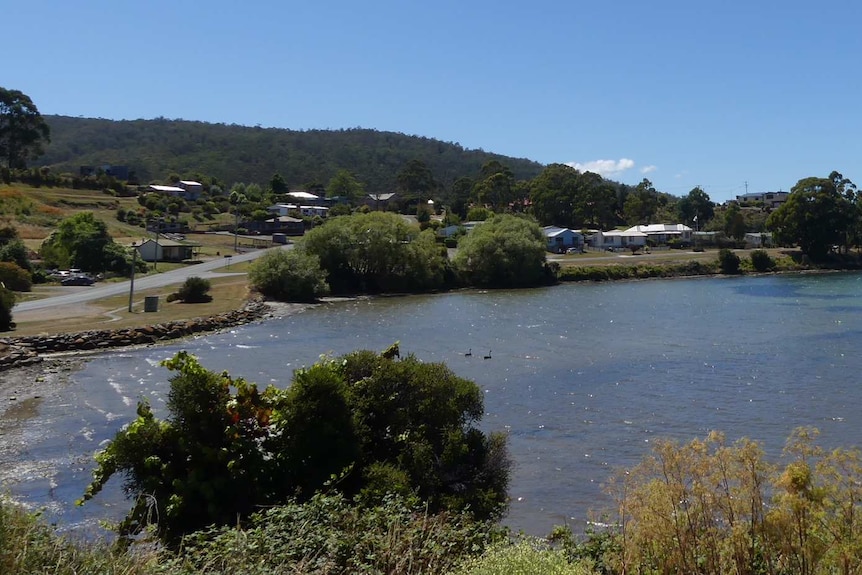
(745, 232, 773, 248)
(268, 203, 299, 216)
(625, 223, 693, 244)
(543, 226, 584, 253)
(178, 180, 203, 200)
(135, 238, 200, 262)
(595, 229, 647, 249)
(736, 192, 788, 209)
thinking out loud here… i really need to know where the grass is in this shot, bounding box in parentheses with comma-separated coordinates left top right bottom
(11, 275, 252, 337)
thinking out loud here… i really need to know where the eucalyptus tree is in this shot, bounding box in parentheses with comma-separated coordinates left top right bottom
(0, 87, 50, 169)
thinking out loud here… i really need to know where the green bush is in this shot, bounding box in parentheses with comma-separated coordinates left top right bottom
(0, 286, 14, 331)
(248, 248, 329, 302)
(176, 276, 211, 303)
(0, 261, 32, 292)
(455, 540, 597, 575)
(750, 249, 774, 272)
(717, 248, 741, 274)
(81, 347, 510, 545)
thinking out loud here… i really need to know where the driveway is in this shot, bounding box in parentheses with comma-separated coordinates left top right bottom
(14, 245, 291, 313)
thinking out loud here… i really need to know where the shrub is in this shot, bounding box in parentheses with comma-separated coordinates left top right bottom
(248, 248, 329, 302)
(750, 249, 774, 272)
(717, 248, 741, 274)
(0, 286, 14, 331)
(455, 539, 597, 575)
(0, 261, 32, 292)
(81, 347, 510, 545)
(176, 276, 211, 302)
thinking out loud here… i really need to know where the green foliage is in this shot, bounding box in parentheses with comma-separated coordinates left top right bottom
(0, 285, 14, 331)
(326, 168, 365, 204)
(0, 238, 31, 271)
(717, 248, 741, 274)
(767, 171, 857, 260)
(454, 214, 552, 288)
(623, 178, 660, 225)
(455, 539, 598, 575)
(176, 276, 212, 303)
(301, 211, 450, 293)
(0, 261, 31, 291)
(0, 87, 51, 169)
(530, 164, 618, 229)
(81, 348, 510, 545)
(248, 247, 329, 302)
(39, 211, 122, 273)
(750, 249, 774, 272)
(466, 206, 492, 221)
(557, 260, 719, 282)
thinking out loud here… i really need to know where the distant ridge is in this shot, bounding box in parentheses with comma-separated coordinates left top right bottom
(39, 115, 544, 192)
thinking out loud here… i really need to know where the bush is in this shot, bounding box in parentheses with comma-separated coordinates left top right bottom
(248, 248, 329, 302)
(81, 347, 510, 545)
(0, 261, 32, 292)
(176, 276, 211, 303)
(455, 539, 597, 575)
(0, 286, 14, 331)
(750, 249, 774, 272)
(717, 248, 741, 274)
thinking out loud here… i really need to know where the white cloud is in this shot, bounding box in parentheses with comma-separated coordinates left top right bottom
(565, 158, 635, 177)
(640, 165, 657, 174)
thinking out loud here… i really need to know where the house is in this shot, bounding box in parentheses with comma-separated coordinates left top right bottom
(543, 226, 584, 253)
(736, 192, 788, 209)
(287, 190, 322, 204)
(268, 203, 299, 216)
(625, 224, 693, 244)
(594, 229, 647, 249)
(366, 193, 397, 210)
(244, 216, 305, 236)
(745, 232, 773, 248)
(148, 184, 187, 198)
(135, 238, 200, 262)
(177, 180, 203, 200)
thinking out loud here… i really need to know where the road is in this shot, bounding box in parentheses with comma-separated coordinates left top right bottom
(14, 245, 290, 313)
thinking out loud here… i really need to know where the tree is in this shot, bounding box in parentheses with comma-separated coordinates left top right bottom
(326, 169, 366, 204)
(301, 211, 449, 293)
(0, 285, 14, 331)
(767, 171, 857, 260)
(723, 202, 747, 240)
(529, 164, 581, 227)
(81, 348, 510, 544)
(677, 186, 714, 227)
(39, 212, 115, 272)
(396, 159, 436, 205)
(454, 214, 552, 288)
(0, 87, 50, 169)
(248, 248, 329, 302)
(176, 276, 212, 303)
(623, 179, 660, 225)
(269, 172, 288, 195)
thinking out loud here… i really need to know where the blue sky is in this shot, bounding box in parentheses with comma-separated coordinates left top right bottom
(5, 0, 862, 202)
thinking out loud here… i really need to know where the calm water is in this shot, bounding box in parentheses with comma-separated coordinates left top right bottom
(4, 272, 862, 535)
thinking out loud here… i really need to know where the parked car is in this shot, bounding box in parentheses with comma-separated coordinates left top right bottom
(61, 275, 95, 286)
(566, 247, 583, 254)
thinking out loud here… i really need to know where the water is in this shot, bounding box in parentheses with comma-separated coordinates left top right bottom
(3, 272, 862, 535)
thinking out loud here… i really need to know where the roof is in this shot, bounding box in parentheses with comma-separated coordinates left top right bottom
(268, 216, 303, 223)
(149, 184, 186, 193)
(287, 191, 319, 200)
(625, 224, 692, 234)
(603, 229, 647, 237)
(137, 238, 201, 247)
(368, 193, 397, 201)
(543, 226, 582, 238)
(179, 180, 202, 186)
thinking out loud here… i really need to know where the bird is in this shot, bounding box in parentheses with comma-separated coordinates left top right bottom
(465, 348, 472, 357)
(483, 350, 492, 359)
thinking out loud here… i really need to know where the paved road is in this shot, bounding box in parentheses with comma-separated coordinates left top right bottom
(14, 245, 290, 313)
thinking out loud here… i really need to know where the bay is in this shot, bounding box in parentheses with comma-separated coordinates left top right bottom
(4, 272, 862, 535)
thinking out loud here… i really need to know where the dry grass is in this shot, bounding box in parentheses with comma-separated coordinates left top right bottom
(11, 276, 252, 337)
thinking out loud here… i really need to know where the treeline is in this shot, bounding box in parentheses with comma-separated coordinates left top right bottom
(38, 115, 544, 194)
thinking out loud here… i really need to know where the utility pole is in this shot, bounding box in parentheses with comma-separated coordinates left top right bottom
(128, 243, 136, 312)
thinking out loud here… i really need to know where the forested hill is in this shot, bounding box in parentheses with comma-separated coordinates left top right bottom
(39, 115, 544, 192)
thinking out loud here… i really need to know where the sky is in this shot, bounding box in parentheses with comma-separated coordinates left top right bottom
(5, 0, 862, 203)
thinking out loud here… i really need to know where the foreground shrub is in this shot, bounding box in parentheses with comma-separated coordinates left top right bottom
(164, 494, 502, 575)
(248, 247, 329, 302)
(81, 346, 510, 546)
(455, 539, 598, 575)
(0, 261, 31, 292)
(717, 248, 741, 274)
(750, 248, 775, 272)
(0, 499, 156, 575)
(176, 276, 211, 303)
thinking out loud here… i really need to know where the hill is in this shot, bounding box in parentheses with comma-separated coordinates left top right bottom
(38, 116, 544, 192)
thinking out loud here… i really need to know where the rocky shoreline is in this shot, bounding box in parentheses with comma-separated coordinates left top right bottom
(0, 298, 274, 372)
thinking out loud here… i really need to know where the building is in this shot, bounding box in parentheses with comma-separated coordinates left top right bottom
(735, 192, 789, 209)
(135, 238, 200, 262)
(744, 232, 773, 248)
(366, 193, 397, 210)
(625, 224, 693, 244)
(244, 216, 305, 236)
(543, 226, 584, 253)
(177, 180, 203, 200)
(593, 229, 647, 249)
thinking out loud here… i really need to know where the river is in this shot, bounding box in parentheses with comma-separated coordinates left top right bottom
(3, 272, 862, 536)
